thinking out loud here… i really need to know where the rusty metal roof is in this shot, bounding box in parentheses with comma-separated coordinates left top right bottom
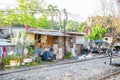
(67, 32, 85, 36)
(27, 30, 70, 36)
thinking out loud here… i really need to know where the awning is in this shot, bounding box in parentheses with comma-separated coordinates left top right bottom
(0, 42, 15, 46)
(0, 39, 11, 42)
(114, 43, 120, 47)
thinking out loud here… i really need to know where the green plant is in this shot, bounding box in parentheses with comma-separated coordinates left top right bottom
(2, 53, 22, 66)
(9, 54, 20, 60)
(2, 57, 10, 65)
(24, 61, 40, 67)
(64, 51, 72, 59)
(26, 46, 35, 56)
(35, 57, 42, 64)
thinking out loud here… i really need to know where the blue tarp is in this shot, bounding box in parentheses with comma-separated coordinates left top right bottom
(94, 40, 105, 43)
(43, 51, 52, 60)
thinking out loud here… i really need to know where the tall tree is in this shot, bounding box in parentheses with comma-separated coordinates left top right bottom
(48, 4, 58, 29)
(89, 25, 107, 40)
(0, 0, 51, 28)
(77, 22, 86, 32)
(94, 0, 120, 44)
(66, 20, 85, 32)
(16, 0, 49, 28)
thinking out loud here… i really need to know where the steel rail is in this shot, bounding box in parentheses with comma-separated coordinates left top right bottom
(0, 55, 120, 76)
(99, 69, 120, 80)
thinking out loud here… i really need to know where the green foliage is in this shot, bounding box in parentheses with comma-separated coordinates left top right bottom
(48, 4, 58, 11)
(2, 57, 10, 65)
(66, 20, 86, 32)
(35, 57, 42, 64)
(47, 4, 58, 29)
(16, 0, 50, 28)
(89, 25, 107, 40)
(77, 22, 87, 32)
(24, 61, 40, 66)
(0, 0, 51, 29)
(16, 0, 44, 16)
(66, 20, 78, 32)
(1, 9, 17, 26)
(64, 51, 72, 59)
(35, 16, 51, 29)
(2, 54, 21, 65)
(26, 46, 35, 56)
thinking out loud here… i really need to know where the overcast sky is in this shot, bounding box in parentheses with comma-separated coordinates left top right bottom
(45, 0, 100, 19)
(0, 0, 101, 21)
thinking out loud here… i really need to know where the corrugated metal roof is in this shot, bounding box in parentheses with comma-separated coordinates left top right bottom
(0, 39, 11, 42)
(0, 39, 15, 46)
(0, 42, 15, 46)
(27, 30, 70, 36)
(114, 43, 120, 46)
(67, 32, 85, 35)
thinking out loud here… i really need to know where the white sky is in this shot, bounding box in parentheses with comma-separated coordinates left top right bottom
(44, 0, 100, 20)
(0, 0, 101, 22)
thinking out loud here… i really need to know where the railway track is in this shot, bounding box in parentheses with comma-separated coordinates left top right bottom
(0, 54, 120, 76)
(99, 69, 120, 80)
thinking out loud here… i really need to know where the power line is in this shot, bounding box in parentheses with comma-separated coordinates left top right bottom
(0, 7, 85, 23)
(67, 10, 82, 17)
(66, 10, 85, 22)
(67, 13, 85, 22)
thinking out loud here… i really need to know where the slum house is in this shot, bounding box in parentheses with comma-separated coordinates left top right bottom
(66, 32, 85, 56)
(113, 36, 120, 53)
(27, 29, 69, 59)
(10, 28, 67, 59)
(0, 27, 15, 58)
(103, 33, 113, 48)
(0, 27, 35, 56)
(27, 29, 85, 59)
(0, 27, 85, 59)
(9, 27, 35, 55)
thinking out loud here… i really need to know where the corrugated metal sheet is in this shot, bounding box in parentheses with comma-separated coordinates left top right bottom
(0, 39, 15, 46)
(0, 39, 11, 42)
(114, 43, 120, 47)
(0, 42, 15, 46)
(27, 30, 69, 36)
(67, 32, 85, 35)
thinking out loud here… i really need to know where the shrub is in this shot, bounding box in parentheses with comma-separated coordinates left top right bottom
(2, 57, 10, 65)
(35, 57, 42, 64)
(64, 51, 72, 59)
(26, 46, 35, 56)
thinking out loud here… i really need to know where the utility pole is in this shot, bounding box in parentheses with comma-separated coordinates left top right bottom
(87, 17, 92, 49)
(63, 9, 68, 56)
(56, 9, 62, 31)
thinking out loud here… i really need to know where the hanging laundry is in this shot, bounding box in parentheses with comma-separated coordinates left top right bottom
(2, 47, 6, 57)
(0, 47, 2, 58)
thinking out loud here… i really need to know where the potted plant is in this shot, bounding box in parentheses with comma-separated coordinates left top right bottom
(9, 54, 21, 67)
(7, 52, 21, 67)
(22, 46, 34, 64)
(2, 56, 10, 66)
